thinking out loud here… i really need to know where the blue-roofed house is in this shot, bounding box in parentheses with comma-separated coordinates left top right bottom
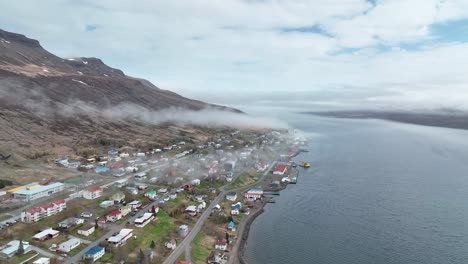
(84, 246, 105, 262)
(95, 167, 110, 173)
(108, 149, 118, 155)
(231, 202, 241, 216)
(227, 221, 235, 231)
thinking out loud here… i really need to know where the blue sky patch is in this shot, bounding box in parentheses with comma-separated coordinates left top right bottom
(85, 24, 98, 32)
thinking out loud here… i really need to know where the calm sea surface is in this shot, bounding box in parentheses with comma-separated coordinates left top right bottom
(245, 114, 468, 264)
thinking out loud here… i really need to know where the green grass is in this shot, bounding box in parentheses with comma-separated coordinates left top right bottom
(68, 243, 87, 256)
(225, 171, 258, 190)
(190, 230, 213, 264)
(62, 175, 85, 183)
(95, 252, 114, 263)
(10, 251, 38, 263)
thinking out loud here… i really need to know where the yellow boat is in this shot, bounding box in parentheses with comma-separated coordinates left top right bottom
(299, 162, 310, 168)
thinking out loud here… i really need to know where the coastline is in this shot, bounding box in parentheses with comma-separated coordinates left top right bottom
(233, 176, 292, 264)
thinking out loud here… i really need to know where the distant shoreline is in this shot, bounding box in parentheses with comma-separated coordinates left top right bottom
(303, 110, 468, 131)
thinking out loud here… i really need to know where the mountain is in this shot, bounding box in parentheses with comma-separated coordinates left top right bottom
(0, 29, 235, 160)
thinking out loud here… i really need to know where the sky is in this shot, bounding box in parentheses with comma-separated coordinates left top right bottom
(1, 0, 468, 112)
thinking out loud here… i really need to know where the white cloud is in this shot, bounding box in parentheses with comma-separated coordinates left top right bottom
(1, 0, 468, 112)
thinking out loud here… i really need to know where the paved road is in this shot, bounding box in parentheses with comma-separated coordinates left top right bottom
(30, 245, 58, 259)
(163, 160, 277, 264)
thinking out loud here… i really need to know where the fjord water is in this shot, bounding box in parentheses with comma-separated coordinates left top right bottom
(245, 114, 468, 264)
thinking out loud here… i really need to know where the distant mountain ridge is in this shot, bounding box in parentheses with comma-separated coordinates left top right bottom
(0, 28, 235, 159)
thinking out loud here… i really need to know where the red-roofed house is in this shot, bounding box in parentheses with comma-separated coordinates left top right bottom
(273, 164, 288, 175)
(21, 199, 67, 223)
(83, 186, 103, 200)
(106, 210, 122, 222)
(214, 239, 228, 250)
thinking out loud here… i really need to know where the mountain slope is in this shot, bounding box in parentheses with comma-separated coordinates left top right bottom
(0, 29, 234, 160)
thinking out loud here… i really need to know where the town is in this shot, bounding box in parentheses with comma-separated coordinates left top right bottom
(0, 129, 307, 264)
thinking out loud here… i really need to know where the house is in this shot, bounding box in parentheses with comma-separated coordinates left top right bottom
(231, 202, 241, 216)
(58, 217, 84, 228)
(178, 225, 189, 237)
(0, 240, 31, 258)
(207, 251, 224, 264)
(84, 246, 105, 262)
(128, 200, 142, 210)
(227, 221, 235, 231)
(106, 210, 122, 222)
(244, 188, 263, 201)
(66, 159, 81, 169)
(33, 258, 50, 264)
(142, 249, 154, 261)
(169, 193, 177, 199)
(191, 179, 200, 185)
(108, 149, 119, 155)
(158, 188, 168, 194)
(107, 229, 133, 247)
(83, 186, 103, 200)
(81, 211, 93, 218)
(273, 164, 288, 175)
(94, 167, 110, 173)
(151, 205, 159, 214)
(214, 239, 228, 251)
(185, 205, 197, 216)
(119, 205, 132, 217)
(21, 199, 66, 223)
(32, 228, 59, 241)
(165, 239, 177, 250)
(119, 152, 130, 158)
(126, 166, 138, 173)
(198, 201, 206, 211)
(77, 225, 95, 237)
(100, 200, 114, 208)
(136, 152, 146, 157)
(137, 183, 148, 190)
(112, 192, 125, 204)
(144, 190, 157, 200)
(58, 238, 80, 252)
(126, 187, 138, 195)
(134, 172, 147, 180)
(226, 192, 237, 201)
(134, 213, 155, 228)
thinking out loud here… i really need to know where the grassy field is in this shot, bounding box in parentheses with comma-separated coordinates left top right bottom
(191, 229, 214, 264)
(225, 170, 259, 190)
(9, 251, 38, 263)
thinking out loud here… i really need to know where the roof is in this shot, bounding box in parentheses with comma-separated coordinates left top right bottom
(86, 186, 102, 193)
(274, 164, 288, 172)
(185, 205, 197, 212)
(59, 238, 80, 248)
(33, 229, 59, 239)
(1, 240, 29, 256)
(246, 188, 263, 193)
(26, 199, 66, 214)
(226, 192, 237, 197)
(107, 210, 121, 216)
(231, 202, 241, 210)
(215, 239, 227, 246)
(13, 183, 64, 195)
(85, 246, 104, 255)
(108, 229, 133, 243)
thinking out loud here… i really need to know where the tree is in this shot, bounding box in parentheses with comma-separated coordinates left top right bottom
(225, 232, 230, 244)
(151, 205, 157, 216)
(16, 240, 24, 255)
(95, 219, 99, 229)
(150, 240, 156, 249)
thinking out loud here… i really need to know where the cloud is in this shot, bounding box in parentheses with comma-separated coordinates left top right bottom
(0, 0, 468, 113)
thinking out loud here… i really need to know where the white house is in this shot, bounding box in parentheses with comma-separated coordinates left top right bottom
(128, 200, 142, 210)
(83, 186, 103, 200)
(191, 179, 201, 185)
(244, 188, 263, 200)
(185, 205, 197, 216)
(108, 229, 133, 247)
(214, 239, 228, 251)
(32, 228, 59, 241)
(77, 226, 95, 237)
(0, 240, 31, 258)
(119, 152, 130, 158)
(100, 200, 114, 208)
(165, 239, 177, 250)
(226, 192, 237, 201)
(134, 213, 155, 228)
(12, 183, 64, 201)
(33, 258, 50, 264)
(58, 238, 80, 253)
